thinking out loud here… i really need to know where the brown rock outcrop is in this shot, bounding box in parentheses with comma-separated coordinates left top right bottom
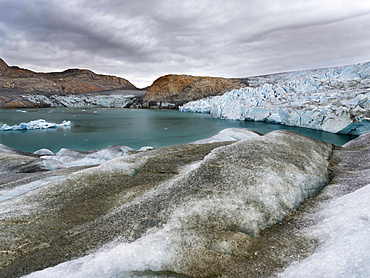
(143, 74, 245, 108)
(0, 58, 137, 96)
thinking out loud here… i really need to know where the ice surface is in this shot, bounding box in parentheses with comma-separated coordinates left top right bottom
(190, 127, 260, 144)
(280, 183, 370, 277)
(180, 61, 370, 135)
(33, 148, 54, 155)
(138, 146, 154, 152)
(23, 232, 173, 278)
(1, 119, 71, 131)
(42, 145, 134, 168)
(0, 176, 65, 202)
(24, 130, 333, 277)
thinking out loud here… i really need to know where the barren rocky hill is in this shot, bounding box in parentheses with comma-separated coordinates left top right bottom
(0, 58, 136, 93)
(0, 59, 247, 109)
(0, 58, 138, 108)
(143, 74, 246, 108)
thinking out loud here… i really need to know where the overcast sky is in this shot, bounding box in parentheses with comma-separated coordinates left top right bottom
(1, 0, 370, 88)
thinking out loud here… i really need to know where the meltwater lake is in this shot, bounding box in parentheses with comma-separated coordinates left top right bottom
(0, 108, 357, 153)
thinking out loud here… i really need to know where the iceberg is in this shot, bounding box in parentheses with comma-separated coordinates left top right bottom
(180, 61, 370, 135)
(1, 119, 71, 131)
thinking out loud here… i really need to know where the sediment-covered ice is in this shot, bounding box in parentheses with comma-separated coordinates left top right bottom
(0, 176, 65, 202)
(22, 130, 333, 277)
(2, 131, 368, 277)
(1, 119, 71, 131)
(180, 61, 370, 135)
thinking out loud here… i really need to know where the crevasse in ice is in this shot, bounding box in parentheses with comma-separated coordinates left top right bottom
(180, 61, 370, 135)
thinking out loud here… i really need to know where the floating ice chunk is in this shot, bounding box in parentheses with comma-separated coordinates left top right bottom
(1, 119, 71, 131)
(190, 128, 260, 144)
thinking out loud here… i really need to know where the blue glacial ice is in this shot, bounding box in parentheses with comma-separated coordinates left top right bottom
(1, 119, 71, 131)
(180, 61, 370, 135)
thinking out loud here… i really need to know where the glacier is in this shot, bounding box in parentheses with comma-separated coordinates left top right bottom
(180, 61, 370, 135)
(0, 130, 368, 277)
(1, 119, 71, 131)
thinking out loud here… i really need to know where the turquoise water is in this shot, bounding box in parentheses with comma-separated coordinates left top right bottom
(0, 108, 357, 153)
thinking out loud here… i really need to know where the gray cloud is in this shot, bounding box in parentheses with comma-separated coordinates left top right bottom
(1, 0, 370, 87)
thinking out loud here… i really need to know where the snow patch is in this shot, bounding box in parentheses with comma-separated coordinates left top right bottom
(280, 184, 370, 277)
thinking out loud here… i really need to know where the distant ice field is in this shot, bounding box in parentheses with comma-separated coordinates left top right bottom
(0, 108, 356, 153)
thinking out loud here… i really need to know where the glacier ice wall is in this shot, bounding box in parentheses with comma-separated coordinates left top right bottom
(180, 62, 370, 135)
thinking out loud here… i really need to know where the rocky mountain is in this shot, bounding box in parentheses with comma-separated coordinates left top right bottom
(0, 58, 136, 93)
(0, 58, 137, 108)
(143, 74, 246, 108)
(0, 58, 247, 109)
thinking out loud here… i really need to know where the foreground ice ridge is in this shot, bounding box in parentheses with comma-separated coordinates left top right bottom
(1, 130, 334, 277)
(1, 119, 71, 131)
(1, 131, 368, 277)
(180, 61, 370, 135)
